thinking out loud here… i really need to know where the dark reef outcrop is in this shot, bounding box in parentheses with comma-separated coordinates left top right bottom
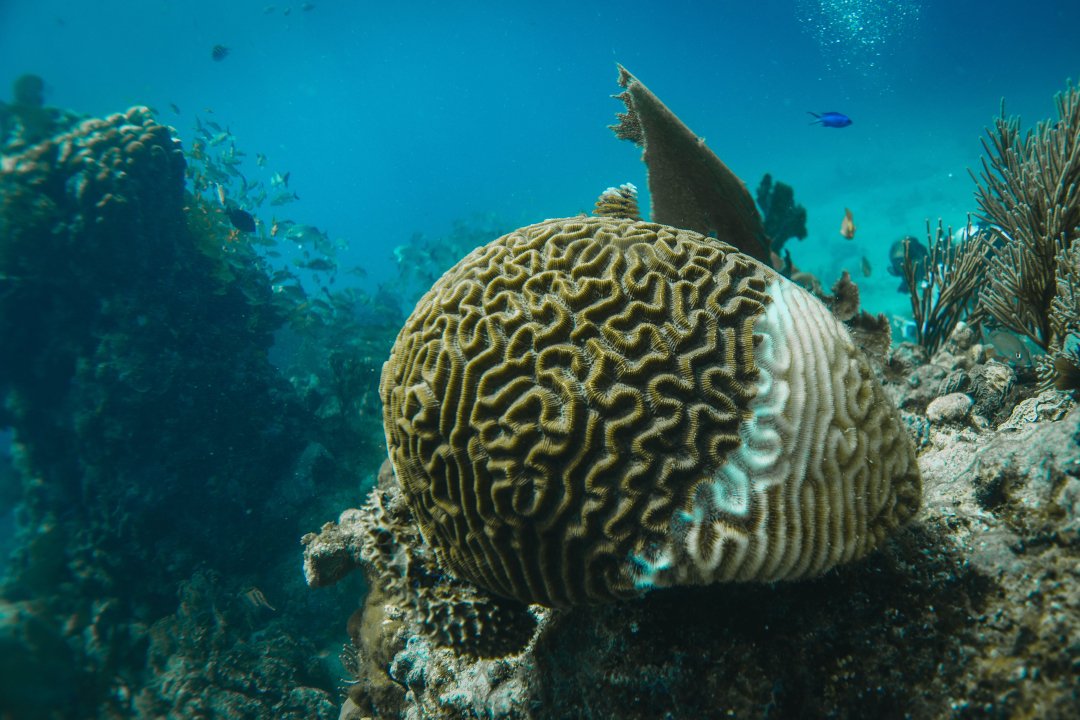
(0, 107, 357, 719)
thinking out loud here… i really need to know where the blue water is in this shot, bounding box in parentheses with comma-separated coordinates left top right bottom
(1, 3, 1078, 716)
(3, 0, 1078, 320)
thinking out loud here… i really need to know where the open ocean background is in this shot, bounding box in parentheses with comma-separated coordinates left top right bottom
(3, 0, 1079, 319)
(2, 2, 1080, 717)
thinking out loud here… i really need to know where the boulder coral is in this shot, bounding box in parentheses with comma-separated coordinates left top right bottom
(306, 202, 920, 668)
(379, 214, 920, 610)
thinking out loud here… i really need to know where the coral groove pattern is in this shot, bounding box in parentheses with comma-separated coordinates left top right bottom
(635, 280, 920, 588)
(381, 216, 920, 608)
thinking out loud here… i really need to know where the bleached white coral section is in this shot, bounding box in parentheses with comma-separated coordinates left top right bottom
(631, 277, 858, 588)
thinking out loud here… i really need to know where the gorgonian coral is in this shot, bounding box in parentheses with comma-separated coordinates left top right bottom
(973, 81, 1080, 382)
(902, 219, 989, 356)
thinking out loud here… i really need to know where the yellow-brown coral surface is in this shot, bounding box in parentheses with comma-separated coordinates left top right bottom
(380, 216, 920, 607)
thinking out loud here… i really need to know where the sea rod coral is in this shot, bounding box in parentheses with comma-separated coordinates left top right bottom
(973, 80, 1080, 387)
(902, 219, 989, 356)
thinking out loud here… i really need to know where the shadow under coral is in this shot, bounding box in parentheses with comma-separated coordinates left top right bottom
(530, 524, 987, 720)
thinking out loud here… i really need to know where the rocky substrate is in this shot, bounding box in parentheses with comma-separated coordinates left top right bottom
(335, 332, 1079, 720)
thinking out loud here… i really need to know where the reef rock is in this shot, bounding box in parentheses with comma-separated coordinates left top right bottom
(307, 286, 1078, 717)
(926, 391, 974, 425)
(332, 401, 1079, 719)
(302, 75, 1080, 718)
(2, 106, 344, 718)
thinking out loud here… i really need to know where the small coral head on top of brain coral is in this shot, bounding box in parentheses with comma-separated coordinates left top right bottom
(379, 214, 920, 608)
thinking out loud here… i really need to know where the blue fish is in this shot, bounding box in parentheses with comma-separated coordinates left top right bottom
(808, 111, 852, 128)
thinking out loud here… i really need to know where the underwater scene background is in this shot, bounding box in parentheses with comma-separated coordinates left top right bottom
(1, 1, 1079, 719)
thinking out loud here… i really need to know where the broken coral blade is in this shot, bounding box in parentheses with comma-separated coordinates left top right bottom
(610, 65, 770, 263)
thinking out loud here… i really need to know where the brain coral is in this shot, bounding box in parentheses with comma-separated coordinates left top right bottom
(381, 216, 920, 607)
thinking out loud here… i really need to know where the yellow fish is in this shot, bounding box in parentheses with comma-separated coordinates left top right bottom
(840, 208, 856, 240)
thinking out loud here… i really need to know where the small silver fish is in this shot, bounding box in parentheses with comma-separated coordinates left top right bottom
(208, 130, 232, 147)
(270, 190, 299, 206)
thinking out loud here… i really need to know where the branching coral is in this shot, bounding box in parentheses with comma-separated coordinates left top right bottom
(1042, 238, 1080, 391)
(972, 81, 1080, 363)
(1050, 238, 1080, 342)
(902, 219, 989, 356)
